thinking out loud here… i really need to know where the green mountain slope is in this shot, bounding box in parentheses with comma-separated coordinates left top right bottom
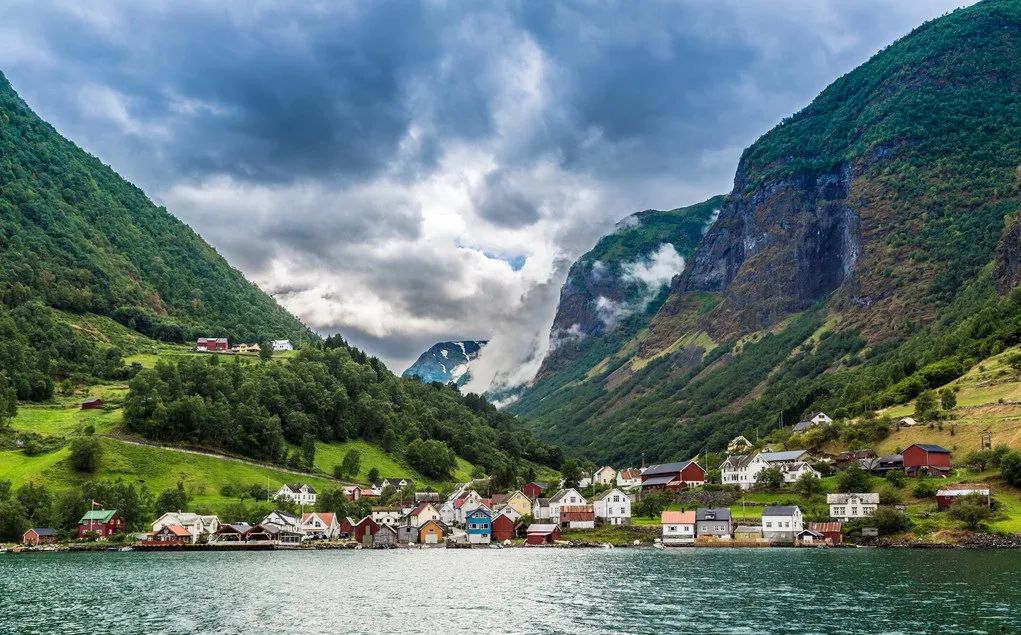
(0, 71, 314, 401)
(514, 0, 1021, 464)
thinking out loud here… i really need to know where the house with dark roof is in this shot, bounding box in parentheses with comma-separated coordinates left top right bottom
(592, 488, 631, 525)
(761, 505, 803, 543)
(523, 481, 548, 499)
(23, 527, 57, 546)
(695, 508, 732, 539)
(721, 450, 814, 490)
(903, 443, 951, 476)
(640, 461, 706, 492)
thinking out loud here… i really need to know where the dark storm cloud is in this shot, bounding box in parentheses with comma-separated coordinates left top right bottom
(0, 0, 974, 375)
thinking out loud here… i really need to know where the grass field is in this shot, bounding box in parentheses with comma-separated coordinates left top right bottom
(311, 439, 478, 487)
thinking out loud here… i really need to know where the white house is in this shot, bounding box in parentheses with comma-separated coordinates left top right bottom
(495, 505, 522, 523)
(827, 493, 879, 521)
(300, 512, 339, 538)
(532, 497, 551, 520)
(548, 488, 587, 523)
(275, 483, 317, 506)
(591, 488, 631, 525)
(780, 461, 821, 483)
(761, 505, 803, 542)
(720, 450, 815, 490)
(727, 435, 753, 454)
(593, 466, 617, 486)
(271, 339, 293, 351)
(616, 469, 642, 488)
(371, 507, 402, 527)
(791, 412, 833, 433)
(406, 502, 441, 527)
(661, 511, 696, 546)
(151, 512, 220, 544)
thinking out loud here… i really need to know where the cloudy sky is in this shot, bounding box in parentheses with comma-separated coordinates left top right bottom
(1, 0, 971, 388)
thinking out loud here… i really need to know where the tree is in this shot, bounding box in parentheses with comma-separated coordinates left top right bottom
(367, 467, 380, 484)
(405, 439, 456, 480)
(155, 481, 191, 513)
(885, 469, 906, 488)
(301, 434, 317, 470)
(794, 472, 822, 497)
(259, 343, 273, 361)
(560, 458, 582, 489)
(948, 495, 993, 530)
(940, 388, 957, 411)
(69, 437, 102, 472)
(1000, 451, 1021, 486)
(914, 390, 938, 420)
(340, 449, 361, 479)
(754, 467, 784, 490)
(869, 507, 910, 534)
(836, 465, 870, 493)
(0, 498, 28, 541)
(877, 484, 902, 506)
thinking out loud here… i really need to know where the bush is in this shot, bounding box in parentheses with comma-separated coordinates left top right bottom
(912, 478, 938, 498)
(404, 439, 456, 480)
(947, 494, 993, 530)
(754, 467, 784, 490)
(885, 470, 906, 488)
(1000, 451, 1021, 486)
(877, 484, 903, 506)
(68, 437, 102, 472)
(871, 507, 910, 534)
(836, 465, 870, 493)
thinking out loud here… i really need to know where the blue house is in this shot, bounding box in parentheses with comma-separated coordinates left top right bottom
(465, 507, 492, 544)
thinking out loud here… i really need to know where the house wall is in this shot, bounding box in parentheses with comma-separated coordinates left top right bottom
(662, 523, 695, 545)
(903, 447, 952, 471)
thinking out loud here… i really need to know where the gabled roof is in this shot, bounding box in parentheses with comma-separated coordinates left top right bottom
(720, 454, 754, 470)
(301, 512, 337, 526)
(661, 511, 695, 524)
(791, 420, 815, 433)
(936, 488, 990, 497)
(810, 522, 843, 533)
(762, 505, 800, 516)
(534, 498, 550, 506)
(695, 508, 731, 522)
(590, 488, 625, 502)
(908, 443, 951, 453)
(79, 509, 117, 523)
(643, 461, 695, 476)
(640, 474, 679, 487)
(527, 481, 549, 489)
(160, 524, 191, 537)
(827, 493, 879, 504)
(29, 527, 56, 536)
(281, 483, 317, 494)
(409, 502, 436, 516)
(526, 523, 558, 534)
(759, 450, 810, 462)
(549, 489, 583, 503)
(617, 468, 641, 480)
(466, 507, 492, 518)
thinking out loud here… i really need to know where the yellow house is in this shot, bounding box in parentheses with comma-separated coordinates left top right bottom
(502, 491, 532, 517)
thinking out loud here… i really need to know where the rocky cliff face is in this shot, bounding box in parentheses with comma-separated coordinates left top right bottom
(994, 189, 1021, 296)
(402, 340, 487, 386)
(674, 163, 861, 338)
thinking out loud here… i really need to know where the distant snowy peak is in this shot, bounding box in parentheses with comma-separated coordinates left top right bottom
(402, 340, 488, 386)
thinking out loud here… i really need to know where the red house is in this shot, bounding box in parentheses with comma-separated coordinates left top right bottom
(491, 514, 521, 542)
(81, 398, 103, 410)
(353, 516, 379, 544)
(808, 521, 843, 545)
(23, 527, 57, 546)
(902, 443, 951, 476)
(342, 486, 362, 502)
(937, 488, 991, 511)
(196, 337, 229, 352)
(640, 460, 706, 491)
(525, 523, 561, 545)
(147, 524, 191, 545)
(77, 509, 124, 539)
(523, 482, 548, 500)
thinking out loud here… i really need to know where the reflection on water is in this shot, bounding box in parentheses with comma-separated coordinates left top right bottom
(2, 548, 1019, 634)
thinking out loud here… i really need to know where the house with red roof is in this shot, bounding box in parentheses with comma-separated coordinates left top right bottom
(147, 524, 192, 545)
(641, 461, 705, 492)
(301, 512, 339, 539)
(407, 502, 440, 527)
(808, 521, 843, 545)
(661, 511, 696, 545)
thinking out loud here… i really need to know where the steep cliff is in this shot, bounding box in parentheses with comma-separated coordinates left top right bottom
(513, 0, 1021, 464)
(403, 340, 487, 386)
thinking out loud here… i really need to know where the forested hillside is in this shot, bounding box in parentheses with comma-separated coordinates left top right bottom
(514, 0, 1021, 465)
(0, 71, 312, 403)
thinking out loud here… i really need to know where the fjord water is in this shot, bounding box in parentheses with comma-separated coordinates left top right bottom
(2, 549, 1019, 634)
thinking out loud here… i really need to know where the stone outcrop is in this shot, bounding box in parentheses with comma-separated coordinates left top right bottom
(993, 190, 1021, 296)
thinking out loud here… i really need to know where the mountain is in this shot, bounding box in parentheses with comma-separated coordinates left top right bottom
(0, 71, 313, 400)
(512, 0, 1021, 464)
(403, 340, 488, 386)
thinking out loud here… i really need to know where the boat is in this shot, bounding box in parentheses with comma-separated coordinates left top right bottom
(0, 546, 8, 553)
(108, 546, 133, 552)
(601, 543, 614, 549)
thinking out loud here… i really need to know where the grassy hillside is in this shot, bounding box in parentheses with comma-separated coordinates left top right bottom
(514, 0, 1021, 466)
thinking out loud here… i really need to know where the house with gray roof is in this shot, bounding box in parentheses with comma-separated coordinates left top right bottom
(761, 505, 803, 543)
(721, 450, 815, 490)
(695, 508, 732, 539)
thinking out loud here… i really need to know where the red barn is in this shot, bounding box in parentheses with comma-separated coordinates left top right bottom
(903, 444, 951, 476)
(196, 337, 229, 352)
(23, 527, 57, 546)
(491, 514, 520, 542)
(81, 398, 103, 410)
(77, 509, 124, 539)
(525, 523, 561, 545)
(353, 516, 379, 544)
(641, 460, 706, 492)
(808, 522, 843, 545)
(523, 482, 547, 500)
(937, 488, 991, 511)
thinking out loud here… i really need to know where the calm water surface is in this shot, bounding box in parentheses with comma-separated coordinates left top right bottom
(2, 548, 1020, 634)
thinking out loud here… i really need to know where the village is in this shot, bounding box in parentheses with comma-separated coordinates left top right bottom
(10, 410, 997, 553)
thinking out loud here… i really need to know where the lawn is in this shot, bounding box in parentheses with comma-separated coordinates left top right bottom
(0, 438, 336, 513)
(312, 439, 477, 487)
(9, 403, 122, 436)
